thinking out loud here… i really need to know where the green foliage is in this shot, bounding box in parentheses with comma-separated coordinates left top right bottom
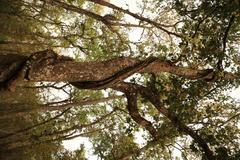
(92, 131, 138, 160)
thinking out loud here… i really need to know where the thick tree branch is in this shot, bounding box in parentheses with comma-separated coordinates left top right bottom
(27, 51, 237, 82)
(125, 92, 158, 139)
(112, 82, 215, 160)
(1, 50, 238, 91)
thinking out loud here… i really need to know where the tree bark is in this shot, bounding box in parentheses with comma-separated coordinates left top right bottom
(0, 50, 237, 91)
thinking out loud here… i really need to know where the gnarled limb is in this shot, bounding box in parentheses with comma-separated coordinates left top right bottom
(0, 49, 73, 91)
(1, 50, 238, 92)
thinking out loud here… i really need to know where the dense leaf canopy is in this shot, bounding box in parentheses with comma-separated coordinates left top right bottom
(0, 0, 240, 160)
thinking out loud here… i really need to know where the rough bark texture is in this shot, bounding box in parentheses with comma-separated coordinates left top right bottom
(0, 50, 237, 90)
(27, 53, 233, 83)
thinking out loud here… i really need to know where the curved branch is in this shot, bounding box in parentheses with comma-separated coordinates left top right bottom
(112, 82, 215, 160)
(1, 51, 238, 92)
(125, 92, 158, 139)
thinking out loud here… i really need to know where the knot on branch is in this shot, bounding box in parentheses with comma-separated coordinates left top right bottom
(6, 49, 73, 91)
(198, 69, 225, 82)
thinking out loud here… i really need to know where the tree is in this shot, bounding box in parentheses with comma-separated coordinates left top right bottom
(0, 0, 240, 159)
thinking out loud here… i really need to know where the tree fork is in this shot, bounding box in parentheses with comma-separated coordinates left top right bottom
(112, 82, 215, 160)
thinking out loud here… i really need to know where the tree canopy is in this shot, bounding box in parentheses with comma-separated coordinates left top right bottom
(0, 0, 240, 159)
